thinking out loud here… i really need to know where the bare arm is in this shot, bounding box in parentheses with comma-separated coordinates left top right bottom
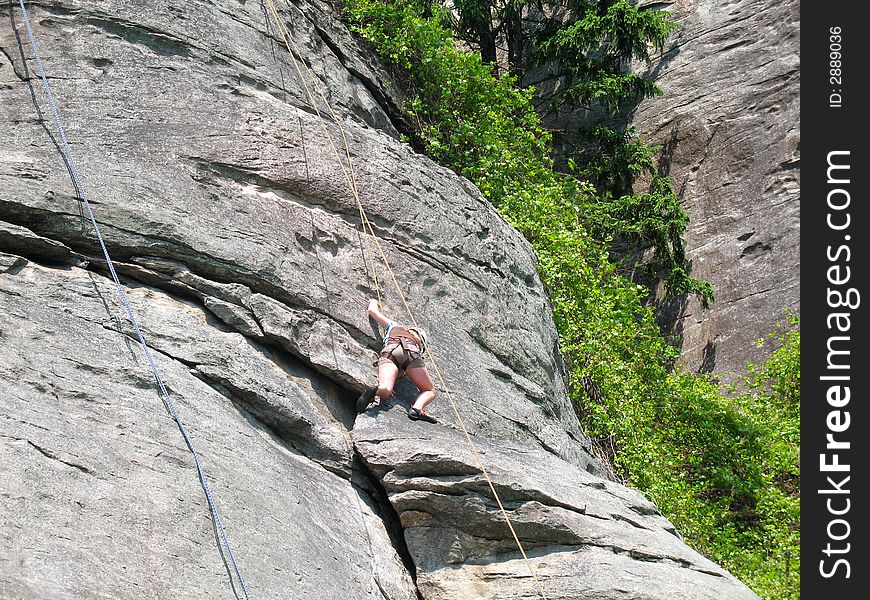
(367, 298, 391, 329)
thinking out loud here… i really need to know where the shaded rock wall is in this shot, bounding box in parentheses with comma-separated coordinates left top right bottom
(1, 1, 759, 598)
(630, 0, 800, 381)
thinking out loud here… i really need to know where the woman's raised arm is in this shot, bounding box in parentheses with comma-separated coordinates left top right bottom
(367, 298, 391, 328)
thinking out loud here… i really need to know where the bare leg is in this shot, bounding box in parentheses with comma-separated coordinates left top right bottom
(405, 366, 436, 412)
(377, 361, 400, 400)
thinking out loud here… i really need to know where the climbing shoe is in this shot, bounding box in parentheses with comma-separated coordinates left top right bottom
(356, 386, 377, 413)
(407, 407, 437, 424)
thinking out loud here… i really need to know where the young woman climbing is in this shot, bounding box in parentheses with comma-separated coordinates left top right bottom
(356, 298, 437, 423)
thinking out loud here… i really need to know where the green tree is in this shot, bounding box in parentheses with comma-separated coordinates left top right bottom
(574, 126, 714, 306)
(529, 1, 710, 305)
(530, 0, 677, 112)
(434, 0, 711, 306)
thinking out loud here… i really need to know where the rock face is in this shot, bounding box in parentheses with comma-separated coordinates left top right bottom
(630, 0, 800, 382)
(531, 0, 800, 383)
(1, 1, 758, 599)
(353, 406, 758, 600)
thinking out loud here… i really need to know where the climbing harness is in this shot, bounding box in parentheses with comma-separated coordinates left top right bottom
(262, 2, 549, 598)
(406, 326, 429, 357)
(14, 2, 250, 598)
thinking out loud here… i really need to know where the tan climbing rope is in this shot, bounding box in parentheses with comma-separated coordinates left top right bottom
(263, 2, 549, 598)
(263, 0, 383, 305)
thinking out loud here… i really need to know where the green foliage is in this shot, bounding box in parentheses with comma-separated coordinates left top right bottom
(572, 126, 714, 307)
(531, 0, 677, 113)
(343, 0, 551, 206)
(339, 2, 798, 598)
(526, 1, 705, 303)
(555, 313, 801, 600)
(468, 0, 706, 303)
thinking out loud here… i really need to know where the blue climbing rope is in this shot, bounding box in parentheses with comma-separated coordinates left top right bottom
(15, 2, 251, 597)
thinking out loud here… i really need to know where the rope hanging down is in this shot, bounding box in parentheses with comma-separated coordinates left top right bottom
(262, 0, 388, 305)
(262, 2, 549, 598)
(15, 2, 250, 598)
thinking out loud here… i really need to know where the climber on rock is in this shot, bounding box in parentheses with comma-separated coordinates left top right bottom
(357, 298, 437, 423)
